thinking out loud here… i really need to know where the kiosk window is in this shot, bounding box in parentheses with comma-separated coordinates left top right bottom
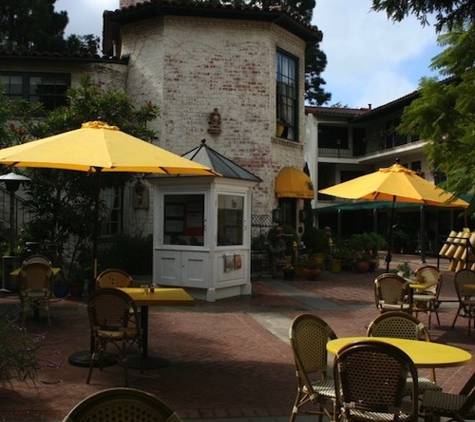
(217, 194, 244, 246)
(163, 194, 204, 246)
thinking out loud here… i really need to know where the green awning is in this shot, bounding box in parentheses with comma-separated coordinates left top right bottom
(315, 201, 428, 213)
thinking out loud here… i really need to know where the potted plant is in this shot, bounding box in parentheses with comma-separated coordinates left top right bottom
(345, 232, 387, 272)
(283, 264, 295, 280)
(301, 227, 330, 266)
(353, 253, 372, 273)
(53, 273, 70, 298)
(357, 232, 388, 271)
(302, 259, 323, 281)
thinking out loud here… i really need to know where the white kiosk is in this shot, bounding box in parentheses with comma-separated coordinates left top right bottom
(147, 140, 261, 301)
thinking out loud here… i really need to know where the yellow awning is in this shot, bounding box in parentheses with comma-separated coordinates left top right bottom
(275, 167, 314, 199)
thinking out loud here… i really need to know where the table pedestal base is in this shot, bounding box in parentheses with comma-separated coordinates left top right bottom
(68, 350, 116, 368)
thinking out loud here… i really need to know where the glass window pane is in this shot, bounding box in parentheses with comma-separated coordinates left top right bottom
(163, 194, 204, 246)
(276, 50, 298, 141)
(217, 194, 244, 246)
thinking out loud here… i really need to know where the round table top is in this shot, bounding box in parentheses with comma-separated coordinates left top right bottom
(327, 337, 472, 368)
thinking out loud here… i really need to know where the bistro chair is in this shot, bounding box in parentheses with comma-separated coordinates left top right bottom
(86, 288, 143, 386)
(96, 268, 138, 324)
(452, 269, 475, 336)
(374, 273, 412, 314)
(411, 265, 442, 329)
(333, 339, 419, 422)
(62, 387, 183, 422)
(366, 311, 441, 396)
(95, 268, 135, 289)
(289, 313, 338, 422)
(22, 254, 52, 266)
(421, 372, 475, 422)
(19, 261, 54, 326)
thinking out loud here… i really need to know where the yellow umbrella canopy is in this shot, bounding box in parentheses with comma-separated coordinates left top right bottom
(0, 121, 219, 278)
(0, 121, 218, 175)
(319, 163, 468, 207)
(319, 162, 468, 271)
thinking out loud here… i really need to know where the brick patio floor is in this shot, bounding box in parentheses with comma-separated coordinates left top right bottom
(0, 253, 473, 421)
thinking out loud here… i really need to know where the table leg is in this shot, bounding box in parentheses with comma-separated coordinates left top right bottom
(123, 305, 169, 369)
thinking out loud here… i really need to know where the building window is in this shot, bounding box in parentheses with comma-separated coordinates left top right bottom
(217, 194, 244, 246)
(1, 72, 70, 110)
(318, 125, 349, 149)
(163, 194, 204, 246)
(101, 187, 123, 236)
(276, 50, 298, 141)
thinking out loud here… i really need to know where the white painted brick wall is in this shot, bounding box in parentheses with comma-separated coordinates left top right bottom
(121, 15, 308, 216)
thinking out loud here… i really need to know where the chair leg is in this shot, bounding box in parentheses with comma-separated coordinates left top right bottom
(87, 346, 97, 384)
(44, 301, 51, 326)
(452, 305, 462, 329)
(289, 389, 302, 422)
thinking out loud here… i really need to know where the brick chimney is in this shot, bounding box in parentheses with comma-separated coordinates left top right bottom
(120, 0, 139, 7)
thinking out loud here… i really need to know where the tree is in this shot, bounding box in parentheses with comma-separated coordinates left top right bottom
(372, 0, 475, 205)
(9, 75, 160, 280)
(396, 23, 475, 204)
(372, 0, 475, 31)
(0, 0, 99, 54)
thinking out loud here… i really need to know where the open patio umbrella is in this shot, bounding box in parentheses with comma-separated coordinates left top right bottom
(318, 161, 469, 271)
(0, 121, 219, 278)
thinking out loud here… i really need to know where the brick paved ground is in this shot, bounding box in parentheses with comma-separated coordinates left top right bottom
(0, 253, 473, 421)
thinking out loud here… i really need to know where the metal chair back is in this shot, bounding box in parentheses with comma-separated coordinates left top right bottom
(95, 268, 134, 289)
(334, 340, 419, 422)
(374, 273, 411, 313)
(452, 268, 475, 335)
(289, 313, 338, 422)
(62, 387, 183, 422)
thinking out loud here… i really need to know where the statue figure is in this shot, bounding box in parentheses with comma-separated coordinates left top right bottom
(208, 108, 222, 134)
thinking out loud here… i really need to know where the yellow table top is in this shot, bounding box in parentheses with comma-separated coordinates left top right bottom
(409, 281, 437, 290)
(10, 267, 61, 276)
(327, 337, 472, 369)
(117, 287, 195, 307)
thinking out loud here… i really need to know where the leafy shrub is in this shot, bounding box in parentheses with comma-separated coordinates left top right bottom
(0, 310, 39, 387)
(99, 233, 153, 275)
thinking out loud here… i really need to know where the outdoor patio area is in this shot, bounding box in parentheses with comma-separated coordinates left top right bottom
(0, 253, 473, 422)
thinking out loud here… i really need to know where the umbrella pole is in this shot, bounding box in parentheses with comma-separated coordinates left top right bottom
(386, 196, 396, 272)
(92, 168, 102, 281)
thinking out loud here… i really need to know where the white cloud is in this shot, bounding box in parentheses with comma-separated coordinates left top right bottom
(56, 0, 118, 37)
(56, 0, 442, 108)
(313, 0, 442, 107)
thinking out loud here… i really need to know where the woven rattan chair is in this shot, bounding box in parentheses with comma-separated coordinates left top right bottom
(452, 269, 475, 335)
(421, 372, 475, 422)
(289, 313, 338, 422)
(87, 288, 143, 386)
(334, 339, 419, 422)
(411, 265, 442, 329)
(374, 273, 412, 314)
(95, 268, 134, 289)
(96, 269, 138, 324)
(19, 261, 54, 326)
(62, 387, 183, 422)
(22, 254, 52, 266)
(366, 311, 441, 396)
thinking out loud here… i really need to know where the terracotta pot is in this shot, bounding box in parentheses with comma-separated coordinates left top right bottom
(303, 267, 322, 281)
(354, 261, 370, 273)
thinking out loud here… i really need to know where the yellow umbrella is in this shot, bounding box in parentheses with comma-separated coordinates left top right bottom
(0, 121, 219, 277)
(0, 121, 218, 175)
(319, 162, 468, 270)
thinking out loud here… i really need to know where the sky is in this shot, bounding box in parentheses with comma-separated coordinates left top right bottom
(55, 0, 443, 109)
